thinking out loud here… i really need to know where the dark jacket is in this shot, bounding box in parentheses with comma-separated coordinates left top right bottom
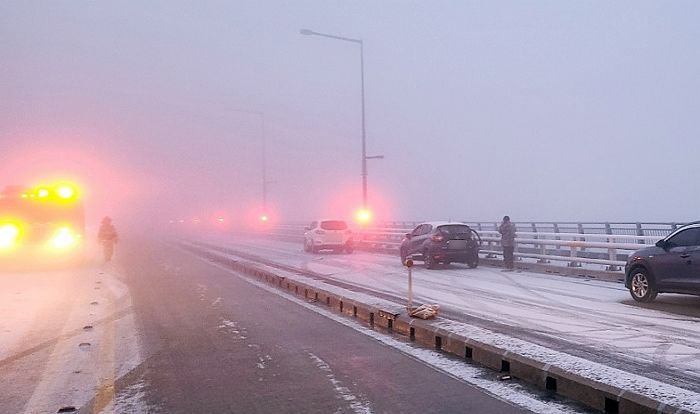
(98, 223, 118, 243)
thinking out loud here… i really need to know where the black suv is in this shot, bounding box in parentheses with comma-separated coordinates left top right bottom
(400, 222, 481, 269)
(625, 222, 700, 302)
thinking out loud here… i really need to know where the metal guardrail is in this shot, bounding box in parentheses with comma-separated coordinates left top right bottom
(264, 221, 681, 272)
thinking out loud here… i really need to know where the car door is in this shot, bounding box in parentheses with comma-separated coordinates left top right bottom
(413, 224, 432, 253)
(671, 227, 700, 293)
(681, 244, 700, 294)
(406, 224, 423, 255)
(408, 224, 429, 254)
(653, 227, 700, 290)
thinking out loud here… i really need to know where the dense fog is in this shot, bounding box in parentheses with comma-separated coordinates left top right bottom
(1, 1, 698, 229)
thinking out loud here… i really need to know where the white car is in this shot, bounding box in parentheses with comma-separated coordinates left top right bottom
(303, 219, 353, 254)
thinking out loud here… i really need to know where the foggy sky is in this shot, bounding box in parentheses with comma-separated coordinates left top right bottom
(1, 1, 699, 227)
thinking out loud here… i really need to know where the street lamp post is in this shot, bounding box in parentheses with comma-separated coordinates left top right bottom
(300, 29, 383, 209)
(232, 109, 272, 219)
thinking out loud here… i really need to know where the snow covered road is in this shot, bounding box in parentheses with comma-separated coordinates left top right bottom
(0, 259, 143, 413)
(197, 235, 700, 392)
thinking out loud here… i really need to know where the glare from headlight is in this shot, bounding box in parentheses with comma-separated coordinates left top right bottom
(51, 227, 78, 249)
(0, 224, 20, 249)
(57, 185, 75, 199)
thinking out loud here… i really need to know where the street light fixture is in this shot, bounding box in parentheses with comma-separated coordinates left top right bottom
(300, 28, 383, 210)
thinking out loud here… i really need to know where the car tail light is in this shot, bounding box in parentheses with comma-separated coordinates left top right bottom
(431, 233, 444, 242)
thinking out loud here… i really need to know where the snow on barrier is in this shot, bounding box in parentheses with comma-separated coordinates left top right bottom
(182, 241, 700, 414)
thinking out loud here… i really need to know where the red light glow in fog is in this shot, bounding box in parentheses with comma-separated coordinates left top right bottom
(354, 208, 372, 225)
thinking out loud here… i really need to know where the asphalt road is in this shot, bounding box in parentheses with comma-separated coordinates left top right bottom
(97, 238, 537, 414)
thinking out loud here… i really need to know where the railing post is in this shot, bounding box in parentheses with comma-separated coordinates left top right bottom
(538, 241, 549, 263)
(568, 242, 582, 267)
(485, 222, 498, 258)
(577, 223, 586, 252)
(606, 237, 620, 271)
(636, 223, 644, 244)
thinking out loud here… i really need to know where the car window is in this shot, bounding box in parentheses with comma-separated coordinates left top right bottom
(410, 225, 422, 236)
(320, 220, 347, 230)
(420, 224, 433, 235)
(667, 227, 700, 247)
(437, 225, 471, 236)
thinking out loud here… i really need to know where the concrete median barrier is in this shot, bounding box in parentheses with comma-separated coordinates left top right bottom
(185, 242, 697, 414)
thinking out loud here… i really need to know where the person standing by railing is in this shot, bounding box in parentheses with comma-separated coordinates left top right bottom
(499, 216, 516, 271)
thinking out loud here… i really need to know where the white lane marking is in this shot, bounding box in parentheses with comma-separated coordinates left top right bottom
(202, 258, 585, 414)
(307, 351, 373, 414)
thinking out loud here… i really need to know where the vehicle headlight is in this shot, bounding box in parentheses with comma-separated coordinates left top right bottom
(51, 227, 80, 249)
(0, 224, 20, 249)
(56, 185, 76, 199)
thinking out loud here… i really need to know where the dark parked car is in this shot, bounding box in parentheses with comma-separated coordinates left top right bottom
(625, 222, 700, 302)
(400, 221, 481, 269)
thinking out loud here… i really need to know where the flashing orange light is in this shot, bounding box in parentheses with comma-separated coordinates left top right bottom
(37, 188, 50, 198)
(354, 208, 372, 225)
(0, 224, 20, 249)
(217, 217, 225, 223)
(260, 214, 269, 222)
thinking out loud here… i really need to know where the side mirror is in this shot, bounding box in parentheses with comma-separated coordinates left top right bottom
(655, 239, 668, 249)
(405, 232, 412, 239)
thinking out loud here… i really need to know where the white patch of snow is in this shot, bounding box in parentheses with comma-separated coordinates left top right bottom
(307, 351, 374, 414)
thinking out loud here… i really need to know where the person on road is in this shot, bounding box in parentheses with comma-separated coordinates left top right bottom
(98, 216, 118, 262)
(498, 215, 516, 271)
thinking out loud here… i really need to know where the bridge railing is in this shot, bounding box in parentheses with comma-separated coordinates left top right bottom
(259, 221, 683, 272)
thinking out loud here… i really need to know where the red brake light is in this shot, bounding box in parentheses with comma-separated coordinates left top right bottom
(431, 233, 444, 242)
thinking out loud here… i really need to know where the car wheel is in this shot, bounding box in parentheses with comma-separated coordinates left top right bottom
(345, 243, 353, 254)
(467, 254, 479, 269)
(629, 268, 657, 302)
(444, 261, 451, 266)
(424, 250, 435, 269)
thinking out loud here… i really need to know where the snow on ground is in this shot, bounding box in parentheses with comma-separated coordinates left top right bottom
(193, 235, 700, 412)
(0, 255, 144, 414)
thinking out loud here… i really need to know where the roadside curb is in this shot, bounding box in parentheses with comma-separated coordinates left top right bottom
(188, 243, 695, 414)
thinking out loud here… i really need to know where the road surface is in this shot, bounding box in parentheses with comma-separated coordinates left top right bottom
(2, 237, 592, 413)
